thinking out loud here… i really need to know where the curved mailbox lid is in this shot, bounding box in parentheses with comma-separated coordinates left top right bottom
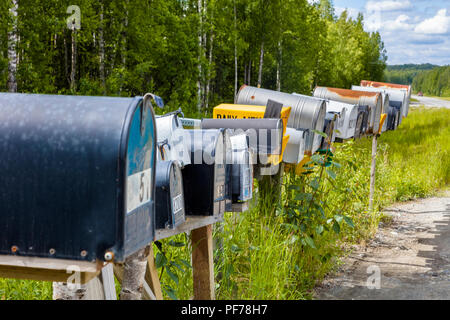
(292, 93, 358, 141)
(313, 86, 382, 135)
(351, 85, 390, 115)
(357, 86, 406, 123)
(0, 93, 157, 262)
(325, 100, 359, 140)
(155, 160, 185, 230)
(156, 113, 191, 167)
(360, 80, 411, 117)
(236, 86, 326, 152)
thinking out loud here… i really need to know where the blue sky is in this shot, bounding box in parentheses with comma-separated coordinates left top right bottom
(328, 0, 450, 65)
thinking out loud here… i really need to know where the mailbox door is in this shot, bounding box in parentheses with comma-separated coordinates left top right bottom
(122, 99, 156, 260)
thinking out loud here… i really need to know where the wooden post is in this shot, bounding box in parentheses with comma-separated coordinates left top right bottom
(191, 224, 215, 300)
(369, 134, 378, 212)
(144, 245, 163, 300)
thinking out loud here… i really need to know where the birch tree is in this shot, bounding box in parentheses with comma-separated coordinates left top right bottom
(7, 0, 18, 93)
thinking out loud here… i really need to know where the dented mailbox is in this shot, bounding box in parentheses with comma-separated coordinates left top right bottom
(0, 93, 157, 263)
(155, 160, 186, 230)
(182, 129, 232, 216)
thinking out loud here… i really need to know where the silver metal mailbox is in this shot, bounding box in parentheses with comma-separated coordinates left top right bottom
(360, 80, 411, 117)
(229, 134, 254, 203)
(235, 85, 326, 154)
(352, 85, 407, 124)
(313, 86, 383, 135)
(283, 128, 310, 164)
(156, 111, 191, 167)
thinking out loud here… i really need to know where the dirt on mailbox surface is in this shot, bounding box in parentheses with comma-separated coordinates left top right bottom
(315, 190, 450, 300)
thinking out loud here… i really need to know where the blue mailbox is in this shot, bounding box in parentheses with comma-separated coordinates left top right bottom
(0, 93, 157, 263)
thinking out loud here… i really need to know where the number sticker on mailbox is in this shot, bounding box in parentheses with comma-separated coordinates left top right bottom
(127, 168, 152, 213)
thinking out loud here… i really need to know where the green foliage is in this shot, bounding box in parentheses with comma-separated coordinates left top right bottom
(1, 0, 387, 115)
(412, 65, 450, 97)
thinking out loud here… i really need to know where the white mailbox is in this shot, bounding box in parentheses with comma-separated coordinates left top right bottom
(283, 128, 310, 164)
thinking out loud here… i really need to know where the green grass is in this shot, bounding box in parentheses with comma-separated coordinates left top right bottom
(1, 107, 449, 300)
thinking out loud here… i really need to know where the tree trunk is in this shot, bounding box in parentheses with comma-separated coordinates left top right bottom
(70, 23, 77, 92)
(99, 2, 106, 94)
(7, 0, 18, 93)
(205, 33, 214, 113)
(196, 0, 204, 112)
(257, 41, 264, 88)
(234, 0, 238, 98)
(120, 0, 129, 95)
(248, 60, 251, 86)
(276, 40, 282, 91)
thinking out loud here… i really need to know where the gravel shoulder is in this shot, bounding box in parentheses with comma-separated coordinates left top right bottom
(314, 191, 450, 300)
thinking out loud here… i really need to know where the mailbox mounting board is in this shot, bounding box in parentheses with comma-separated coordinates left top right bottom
(0, 93, 157, 263)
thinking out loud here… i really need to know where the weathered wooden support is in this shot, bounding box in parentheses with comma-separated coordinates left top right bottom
(191, 224, 215, 300)
(369, 134, 378, 212)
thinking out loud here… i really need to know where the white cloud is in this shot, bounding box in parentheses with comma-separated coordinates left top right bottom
(384, 14, 414, 31)
(366, 1, 412, 13)
(414, 9, 450, 34)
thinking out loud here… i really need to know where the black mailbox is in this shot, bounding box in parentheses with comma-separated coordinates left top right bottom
(0, 93, 157, 263)
(155, 160, 186, 229)
(182, 129, 232, 216)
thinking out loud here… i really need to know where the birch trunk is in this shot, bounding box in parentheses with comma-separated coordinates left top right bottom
(234, 0, 238, 98)
(276, 40, 282, 91)
(197, 0, 204, 112)
(99, 2, 106, 94)
(70, 23, 77, 92)
(257, 41, 264, 88)
(248, 60, 251, 86)
(7, 0, 18, 93)
(120, 0, 129, 94)
(205, 33, 214, 112)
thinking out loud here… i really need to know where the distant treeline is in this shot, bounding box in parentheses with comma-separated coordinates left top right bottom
(413, 66, 450, 97)
(384, 63, 437, 85)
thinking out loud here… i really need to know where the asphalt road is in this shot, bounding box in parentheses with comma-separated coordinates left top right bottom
(411, 95, 450, 109)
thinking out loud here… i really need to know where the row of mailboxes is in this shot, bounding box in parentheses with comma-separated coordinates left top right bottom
(360, 80, 411, 118)
(352, 84, 407, 125)
(313, 86, 383, 135)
